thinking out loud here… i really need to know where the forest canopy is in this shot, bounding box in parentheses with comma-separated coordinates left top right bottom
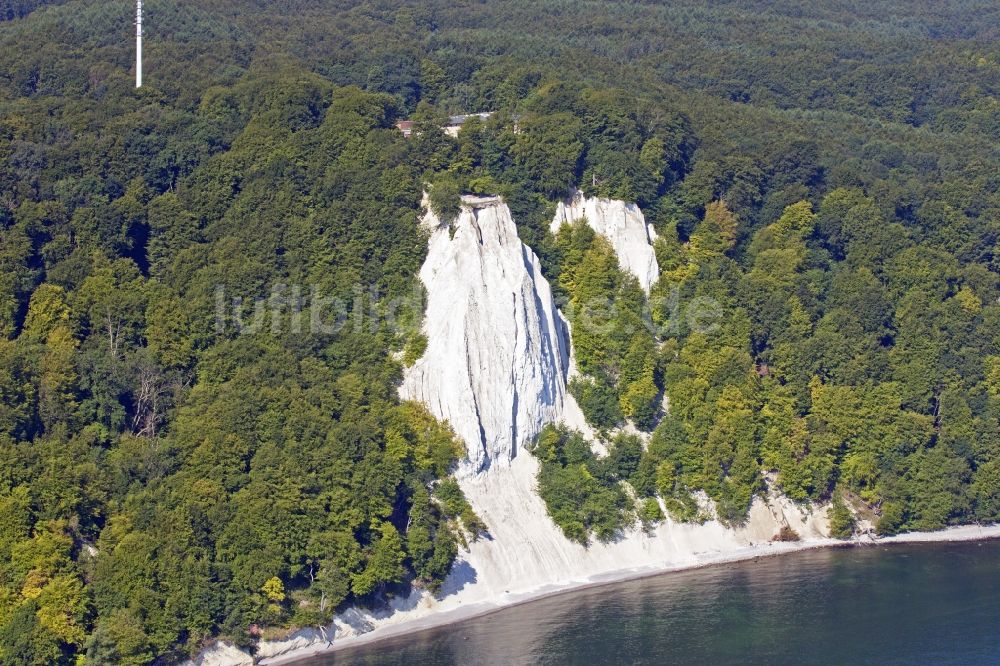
(0, 0, 998, 663)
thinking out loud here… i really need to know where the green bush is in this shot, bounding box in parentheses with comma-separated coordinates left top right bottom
(605, 433, 644, 481)
(568, 376, 623, 429)
(876, 502, 905, 536)
(828, 497, 856, 539)
(639, 497, 665, 530)
(531, 425, 634, 543)
(402, 332, 428, 367)
(428, 176, 462, 222)
(662, 491, 703, 523)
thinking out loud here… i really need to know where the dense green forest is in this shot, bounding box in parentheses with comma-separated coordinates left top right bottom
(0, 0, 998, 663)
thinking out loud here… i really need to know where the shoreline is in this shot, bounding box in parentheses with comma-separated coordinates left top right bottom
(258, 522, 1000, 665)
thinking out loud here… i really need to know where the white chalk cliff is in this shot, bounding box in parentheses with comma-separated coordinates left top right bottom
(399, 195, 583, 473)
(551, 190, 660, 294)
(185, 194, 832, 666)
(401, 195, 828, 598)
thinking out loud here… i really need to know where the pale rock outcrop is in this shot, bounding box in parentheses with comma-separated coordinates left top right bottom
(551, 190, 659, 294)
(182, 192, 1000, 666)
(251, 628, 330, 662)
(180, 642, 253, 666)
(183, 194, 837, 666)
(184, 194, 837, 666)
(400, 195, 580, 473)
(403, 195, 828, 599)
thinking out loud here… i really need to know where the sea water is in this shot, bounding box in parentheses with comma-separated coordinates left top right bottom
(307, 540, 1000, 665)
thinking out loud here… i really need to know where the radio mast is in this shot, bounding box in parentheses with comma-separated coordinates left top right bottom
(136, 0, 143, 88)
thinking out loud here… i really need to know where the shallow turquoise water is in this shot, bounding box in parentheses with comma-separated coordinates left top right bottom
(308, 540, 1000, 665)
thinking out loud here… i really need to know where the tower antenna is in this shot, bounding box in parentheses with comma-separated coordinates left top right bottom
(136, 0, 143, 88)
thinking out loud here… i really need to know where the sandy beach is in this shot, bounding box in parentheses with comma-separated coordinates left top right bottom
(250, 522, 1000, 666)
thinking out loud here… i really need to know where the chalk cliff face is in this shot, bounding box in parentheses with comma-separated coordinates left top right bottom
(399, 195, 575, 473)
(551, 190, 659, 294)
(402, 195, 827, 598)
(185, 193, 831, 666)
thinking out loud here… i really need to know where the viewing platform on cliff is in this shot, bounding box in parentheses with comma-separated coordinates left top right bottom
(396, 112, 494, 138)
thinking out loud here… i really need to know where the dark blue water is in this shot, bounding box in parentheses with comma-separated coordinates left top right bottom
(309, 541, 1000, 665)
